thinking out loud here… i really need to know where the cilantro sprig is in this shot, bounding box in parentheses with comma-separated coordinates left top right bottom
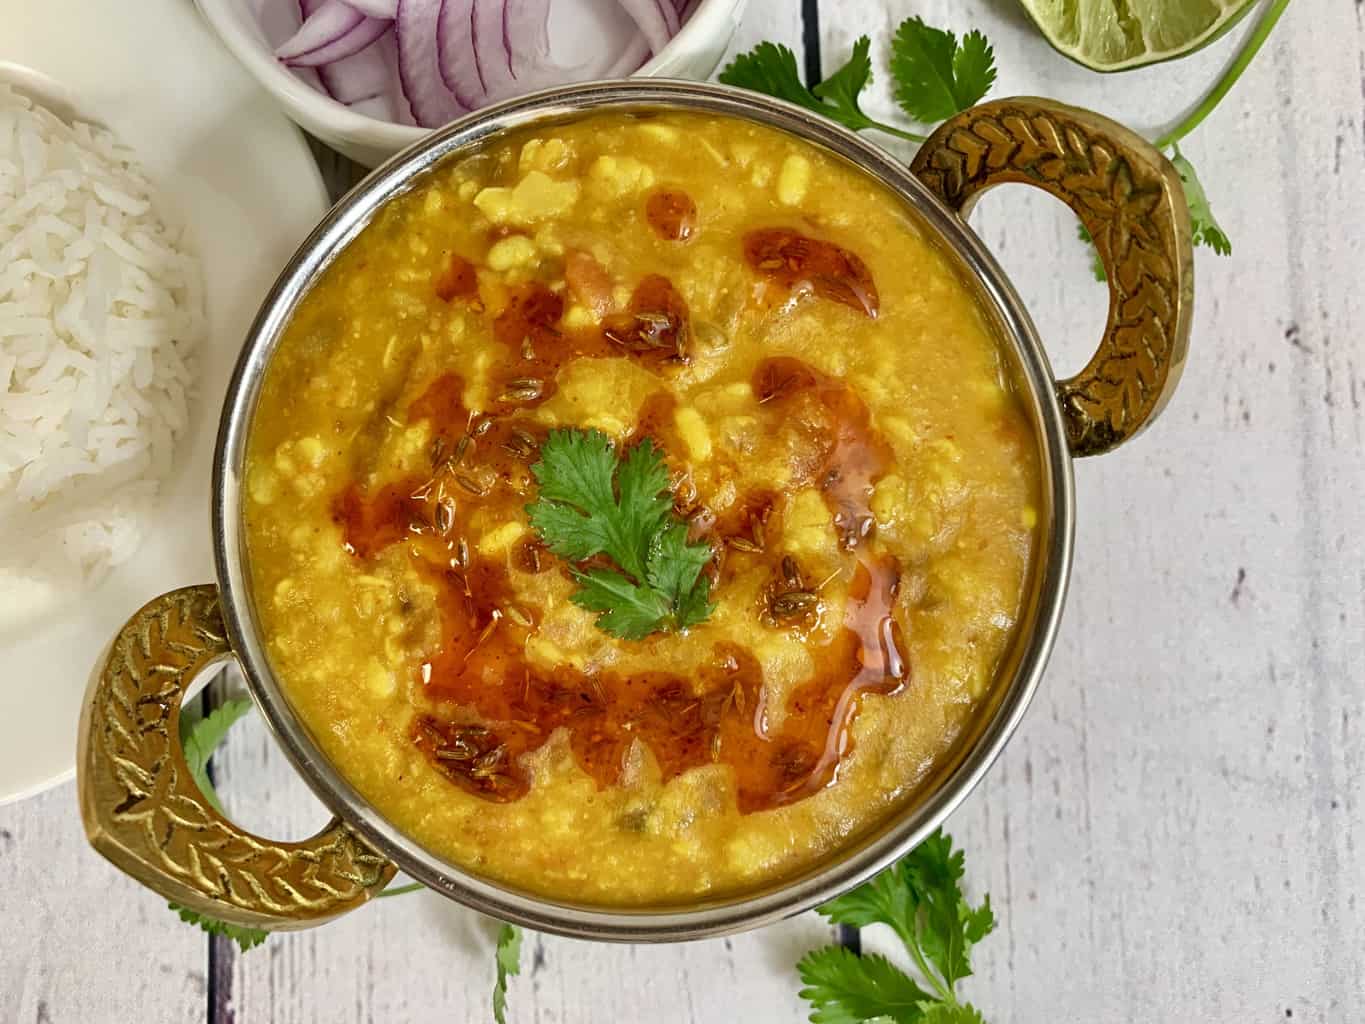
(493, 923, 523, 1024)
(719, 38, 923, 143)
(526, 428, 714, 640)
(171, 699, 524, 1019)
(181, 697, 252, 815)
(720, 21, 995, 145)
(169, 902, 270, 953)
(887, 19, 996, 124)
(171, 698, 270, 951)
(720, 9, 1290, 268)
(797, 829, 995, 1023)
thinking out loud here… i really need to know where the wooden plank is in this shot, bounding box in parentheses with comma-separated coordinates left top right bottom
(0, 785, 207, 1022)
(828, 1, 1365, 1020)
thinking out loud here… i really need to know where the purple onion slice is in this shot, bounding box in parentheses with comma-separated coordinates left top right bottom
(319, 27, 395, 102)
(276, 0, 366, 61)
(436, 0, 488, 107)
(284, 16, 390, 67)
(397, 0, 467, 127)
(614, 0, 671, 54)
(339, 0, 399, 16)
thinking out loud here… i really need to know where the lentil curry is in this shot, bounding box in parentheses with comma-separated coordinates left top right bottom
(244, 111, 1040, 904)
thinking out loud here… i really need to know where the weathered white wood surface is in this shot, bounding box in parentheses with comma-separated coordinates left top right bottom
(4, 0, 1363, 1021)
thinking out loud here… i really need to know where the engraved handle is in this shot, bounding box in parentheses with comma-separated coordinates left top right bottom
(77, 585, 397, 930)
(911, 97, 1194, 456)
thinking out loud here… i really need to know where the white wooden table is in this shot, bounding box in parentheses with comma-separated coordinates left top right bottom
(4, 1, 1362, 1021)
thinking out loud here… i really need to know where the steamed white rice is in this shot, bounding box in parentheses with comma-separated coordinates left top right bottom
(0, 85, 203, 602)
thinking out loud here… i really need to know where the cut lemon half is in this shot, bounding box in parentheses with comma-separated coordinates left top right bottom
(1017, 0, 1259, 71)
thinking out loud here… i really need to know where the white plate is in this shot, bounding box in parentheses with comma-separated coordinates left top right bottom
(0, 0, 328, 804)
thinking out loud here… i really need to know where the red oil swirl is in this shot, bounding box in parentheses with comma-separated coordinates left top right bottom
(330, 283, 908, 812)
(744, 228, 879, 318)
(645, 189, 697, 242)
(753, 356, 893, 550)
(601, 274, 691, 366)
(433, 252, 479, 303)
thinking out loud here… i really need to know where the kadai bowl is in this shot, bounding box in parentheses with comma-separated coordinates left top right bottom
(78, 80, 1192, 941)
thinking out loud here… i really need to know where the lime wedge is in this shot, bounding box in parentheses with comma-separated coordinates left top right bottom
(1017, 0, 1258, 71)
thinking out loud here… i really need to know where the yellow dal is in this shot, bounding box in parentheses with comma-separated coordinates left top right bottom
(243, 112, 1040, 905)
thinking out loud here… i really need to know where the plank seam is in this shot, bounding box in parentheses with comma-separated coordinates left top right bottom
(801, 0, 822, 86)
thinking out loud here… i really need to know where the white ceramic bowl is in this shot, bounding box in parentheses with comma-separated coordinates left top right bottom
(193, 0, 749, 166)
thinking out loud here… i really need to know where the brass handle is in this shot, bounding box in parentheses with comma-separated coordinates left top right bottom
(77, 585, 396, 930)
(911, 97, 1194, 456)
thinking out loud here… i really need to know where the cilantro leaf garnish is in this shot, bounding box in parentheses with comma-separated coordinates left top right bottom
(168, 902, 270, 953)
(809, 37, 879, 135)
(890, 18, 996, 124)
(726, 14, 1253, 271)
(720, 39, 926, 144)
(797, 829, 995, 1022)
(526, 428, 714, 640)
(1075, 223, 1107, 282)
(1170, 147, 1231, 256)
(181, 697, 252, 814)
(493, 923, 523, 1024)
(798, 947, 933, 1024)
(168, 699, 272, 951)
(569, 567, 674, 640)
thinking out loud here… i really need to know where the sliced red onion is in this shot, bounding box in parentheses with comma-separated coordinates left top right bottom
(319, 27, 395, 101)
(614, 0, 671, 54)
(658, 0, 679, 35)
(500, 0, 620, 87)
(436, 0, 487, 107)
(504, 0, 550, 76)
(397, 0, 466, 127)
(276, 0, 366, 61)
(274, 0, 686, 129)
(285, 16, 390, 67)
(472, 0, 517, 102)
(347, 94, 395, 119)
(603, 33, 651, 78)
(339, 0, 399, 16)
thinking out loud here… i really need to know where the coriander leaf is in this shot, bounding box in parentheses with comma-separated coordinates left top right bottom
(492, 923, 522, 1024)
(811, 36, 879, 134)
(571, 567, 672, 640)
(719, 42, 824, 111)
(814, 829, 995, 1015)
(797, 947, 933, 1024)
(531, 426, 617, 511)
(901, 831, 994, 990)
(527, 429, 668, 581)
(890, 18, 996, 124)
(819, 854, 918, 948)
(1076, 223, 1107, 283)
(525, 498, 614, 564)
(172, 701, 273, 953)
(646, 522, 711, 608)
(720, 39, 924, 143)
(1170, 148, 1231, 256)
(918, 1004, 986, 1024)
(674, 573, 715, 631)
(169, 903, 269, 953)
(181, 697, 252, 815)
(613, 438, 674, 573)
(526, 428, 716, 638)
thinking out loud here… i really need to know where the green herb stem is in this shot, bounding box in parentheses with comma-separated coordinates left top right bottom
(903, 927, 957, 1006)
(871, 120, 929, 144)
(376, 882, 426, 898)
(1155, 0, 1292, 149)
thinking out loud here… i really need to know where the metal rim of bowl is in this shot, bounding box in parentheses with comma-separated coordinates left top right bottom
(212, 79, 1075, 942)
